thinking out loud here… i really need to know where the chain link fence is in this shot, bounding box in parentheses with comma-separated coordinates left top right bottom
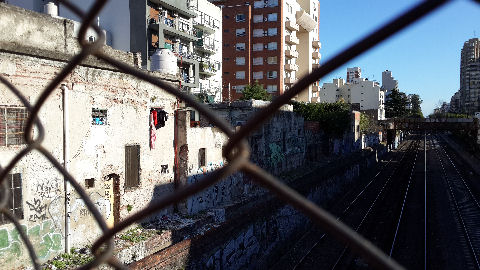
(0, 0, 474, 269)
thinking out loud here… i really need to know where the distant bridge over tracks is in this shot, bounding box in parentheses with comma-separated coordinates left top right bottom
(381, 118, 479, 131)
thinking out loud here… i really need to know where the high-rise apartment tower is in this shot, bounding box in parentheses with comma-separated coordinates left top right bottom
(459, 38, 480, 113)
(211, 0, 321, 102)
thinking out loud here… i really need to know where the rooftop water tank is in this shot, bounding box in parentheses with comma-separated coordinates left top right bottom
(151, 48, 178, 75)
(44, 2, 58, 17)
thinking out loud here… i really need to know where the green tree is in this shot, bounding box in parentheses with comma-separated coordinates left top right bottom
(292, 101, 351, 137)
(408, 94, 423, 118)
(385, 88, 408, 118)
(240, 81, 271, 101)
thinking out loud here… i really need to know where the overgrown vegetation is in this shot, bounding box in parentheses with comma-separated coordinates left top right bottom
(240, 81, 272, 101)
(293, 101, 351, 137)
(119, 226, 157, 243)
(44, 248, 94, 270)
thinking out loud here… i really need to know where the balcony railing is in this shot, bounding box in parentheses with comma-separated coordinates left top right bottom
(193, 10, 220, 33)
(195, 35, 219, 54)
(312, 51, 321, 59)
(158, 15, 195, 36)
(312, 40, 322, 48)
(285, 77, 297, 84)
(285, 20, 299, 31)
(285, 63, 299, 71)
(285, 49, 299, 58)
(285, 34, 299, 45)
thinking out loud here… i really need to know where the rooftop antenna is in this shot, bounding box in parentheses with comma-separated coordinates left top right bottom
(475, 30, 477, 38)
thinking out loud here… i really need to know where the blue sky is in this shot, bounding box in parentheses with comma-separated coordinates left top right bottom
(319, 0, 480, 115)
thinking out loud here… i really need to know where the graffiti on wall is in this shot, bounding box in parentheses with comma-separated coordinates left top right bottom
(26, 198, 48, 222)
(186, 161, 244, 215)
(0, 220, 62, 263)
(269, 143, 284, 167)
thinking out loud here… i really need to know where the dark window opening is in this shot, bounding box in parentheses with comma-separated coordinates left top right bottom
(0, 173, 23, 225)
(0, 106, 29, 146)
(125, 145, 140, 189)
(85, 178, 95, 188)
(92, 108, 108, 125)
(199, 148, 206, 167)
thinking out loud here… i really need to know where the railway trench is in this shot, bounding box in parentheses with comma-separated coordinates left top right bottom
(278, 134, 480, 270)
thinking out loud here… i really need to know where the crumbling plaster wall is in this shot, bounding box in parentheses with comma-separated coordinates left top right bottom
(0, 4, 181, 266)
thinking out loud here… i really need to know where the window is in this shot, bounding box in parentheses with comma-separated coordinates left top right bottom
(253, 57, 263, 65)
(236, 28, 246, 37)
(267, 56, 277, 64)
(267, 42, 277, 50)
(266, 0, 278, 7)
(253, 14, 263, 23)
(236, 14, 246, 22)
(92, 108, 107, 125)
(85, 178, 95, 189)
(236, 43, 245, 51)
(235, 85, 246, 93)
(267, 71, 277, 79)
(253, 43, 263, 51)
(253, 71, 263, 80)
(236, 57, 246, 65)
(267, 85, 278, 93)
(0, 173, 23, 224)
(125, 145, 140, 189)
(198, 148, 206, 167)
(0, 107, 29, 146)
(223, 57, 230, 61)
(254, 0, 264, 8)
(253, 29, 263, 37)
(224, 29, 229, 32)
(268, 13, 278, 21)
(267, 28, 277, 36)
(236, 71, 246, 79)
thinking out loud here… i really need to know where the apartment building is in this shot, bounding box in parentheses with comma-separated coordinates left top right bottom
(6, 0, 223, 102)
(459, 38, 480, 114)
(211, 0, 321, 102)
(381, 69, 398, 101)
(320, 77, 385, 120)
(347, 67, 361, 83)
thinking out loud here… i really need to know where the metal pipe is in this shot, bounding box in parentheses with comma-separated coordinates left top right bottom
(61, 83, 71, 253)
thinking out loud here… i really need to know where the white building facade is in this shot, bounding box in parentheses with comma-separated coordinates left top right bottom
(320, 77, 385, 120)
(381, 69, 398, 101)
(284, 0, 321, 103)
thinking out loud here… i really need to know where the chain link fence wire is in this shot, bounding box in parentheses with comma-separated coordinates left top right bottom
(0, 0, 473, 269)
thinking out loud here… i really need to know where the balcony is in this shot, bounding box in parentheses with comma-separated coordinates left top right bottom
(195, 36, 219, 54)
(312, 85, 320, 92)
(199, 61, 218, 76)
(285, 63, 298, 71)
(285, 77, 297, 84)
(312, 40, 321, 48)
(285, 49, 299, 58)
(312, 63, 320, 69)
(285, 34, 299, 45)
(152, 0, 197, 18)
(312, 51, 321, 59)
(285, 20, 299, 31)
(296, 10, 317, 32)
(152, 16, 197, 41)
(193, 11, 220, 34)
(311, 97, 320, 103)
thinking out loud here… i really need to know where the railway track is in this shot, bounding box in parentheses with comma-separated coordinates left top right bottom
(279, 134, 480, 270)
(433, 136, 480, 269)
(291, 138, 421, 270)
